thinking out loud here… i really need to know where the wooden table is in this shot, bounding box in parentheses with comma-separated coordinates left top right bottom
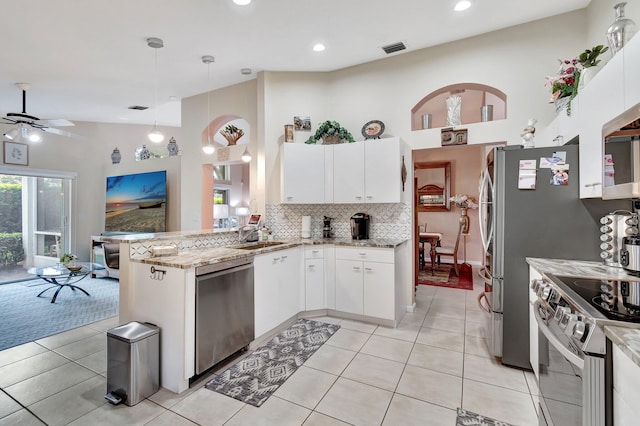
(419, 232, 442, 275)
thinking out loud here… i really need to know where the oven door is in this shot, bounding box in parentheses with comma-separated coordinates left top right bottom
(533, 302, 605, 426)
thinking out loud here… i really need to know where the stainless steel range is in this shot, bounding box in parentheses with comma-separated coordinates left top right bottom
(530, 274, 640, 426)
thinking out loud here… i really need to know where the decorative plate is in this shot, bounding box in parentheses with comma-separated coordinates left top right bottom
(361, 120, 385, 140)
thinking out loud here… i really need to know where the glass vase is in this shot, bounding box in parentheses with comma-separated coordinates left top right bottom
(607, 2, 636, 55)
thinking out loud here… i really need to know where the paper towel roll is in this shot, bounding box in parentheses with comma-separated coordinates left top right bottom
(301, 216, 311, 238)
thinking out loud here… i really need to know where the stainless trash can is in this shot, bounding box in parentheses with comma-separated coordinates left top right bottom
(105, 321, 160, 406)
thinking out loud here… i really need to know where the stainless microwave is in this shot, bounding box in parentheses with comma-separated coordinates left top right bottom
(602, 103, 640, 200)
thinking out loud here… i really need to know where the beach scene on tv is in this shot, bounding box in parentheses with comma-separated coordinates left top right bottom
(105, 170, 167, 233)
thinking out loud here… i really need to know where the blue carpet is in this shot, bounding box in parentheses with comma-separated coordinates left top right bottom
(0, 277, 119, 351)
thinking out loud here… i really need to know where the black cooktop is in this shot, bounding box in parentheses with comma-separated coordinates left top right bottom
(552, 275, 640, 323)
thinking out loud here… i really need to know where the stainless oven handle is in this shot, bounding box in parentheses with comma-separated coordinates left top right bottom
(533, 301, 584, 370)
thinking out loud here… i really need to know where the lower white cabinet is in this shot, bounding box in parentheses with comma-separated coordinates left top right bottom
(254, 247, 302, 338)
(305, 259, 325, 310)
(304, 246, 325, 310)
(334, 247, 396, 320)
(335, 259, 364, 314)
(613, 343, 640, 426)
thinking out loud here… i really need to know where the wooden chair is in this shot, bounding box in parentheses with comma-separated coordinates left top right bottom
(435, 220, 464, 276)
(417, 224, 428, 270)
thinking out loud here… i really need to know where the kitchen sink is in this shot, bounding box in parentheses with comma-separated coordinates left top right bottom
(234, 241, 287, 250)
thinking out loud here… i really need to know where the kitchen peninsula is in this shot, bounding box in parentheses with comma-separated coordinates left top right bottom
(102, 230, 409, 393)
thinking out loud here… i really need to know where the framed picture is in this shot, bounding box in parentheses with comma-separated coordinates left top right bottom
(441, 128, 467, 146)
(3, 141, 28, 166)
(284, 124, 294, 142)
(294, 116, 311, 131)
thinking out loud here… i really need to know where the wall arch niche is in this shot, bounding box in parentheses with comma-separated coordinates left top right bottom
(411, 83, 507, 130)
(201, 114, 251, 230)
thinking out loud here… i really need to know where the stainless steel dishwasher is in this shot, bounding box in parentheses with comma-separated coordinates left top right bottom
(195, 256, 254, 375)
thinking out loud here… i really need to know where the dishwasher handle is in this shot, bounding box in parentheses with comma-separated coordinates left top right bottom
(195, 257, 253, 276)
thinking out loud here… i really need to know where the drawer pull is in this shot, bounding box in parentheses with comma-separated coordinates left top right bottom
(364, 267, 373, 271)
(353, 266, 361, 271)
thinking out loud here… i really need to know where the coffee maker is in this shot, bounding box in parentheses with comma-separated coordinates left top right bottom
(350, 213, 370, 240)
(323, 216, 333, 238)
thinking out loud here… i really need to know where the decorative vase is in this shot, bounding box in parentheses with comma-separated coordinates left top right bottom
(139, 145, 151, 160)
(578, 66, 600, 91)
(322, 135, 342, 145)
(167, 137, 179, 156)
(459, 208, 470, 235)
(446, 95, 462, 127)
(554, 97, 570, 114)
(110, 147, 121, 164)
(607, 2, 636, 56)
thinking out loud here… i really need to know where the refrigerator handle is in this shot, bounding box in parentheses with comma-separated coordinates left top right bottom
(478, 169, 493, 252)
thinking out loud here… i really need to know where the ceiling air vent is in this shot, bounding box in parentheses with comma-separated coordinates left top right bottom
(381, 42, 406, 55)
(128, 105, 149, 111)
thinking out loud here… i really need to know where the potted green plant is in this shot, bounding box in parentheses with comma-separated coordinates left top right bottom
(577, 44, 609, 91)
(305, 120, 355, 144)
(578, 44, 609, 68)
(60, 253, 76, 264)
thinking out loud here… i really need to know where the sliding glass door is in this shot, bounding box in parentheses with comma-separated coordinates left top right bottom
(0, 169, 74, 283)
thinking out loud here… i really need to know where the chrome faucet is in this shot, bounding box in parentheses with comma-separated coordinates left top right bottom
(238, 225, 259, 243)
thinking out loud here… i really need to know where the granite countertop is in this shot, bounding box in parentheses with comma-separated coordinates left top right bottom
(98, 229, 234, 244)
(135, 238, 409, 269)
(604, 326, 640, 368)
(526, 257, 640, 281)
(527, 257, 640, 368)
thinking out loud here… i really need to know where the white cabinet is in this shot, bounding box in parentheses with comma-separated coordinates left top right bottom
(613, 344, 640, 426)
(304, 246, 325, 311)
(281, 143, 326, 203)
(333, 138, 402, 204)
(578, 49, 626, 198)
(254, 247, 302, 338)
(333, 142, 365, 203)
(334, 246, 396, 320)
(624, 33, 640, 111)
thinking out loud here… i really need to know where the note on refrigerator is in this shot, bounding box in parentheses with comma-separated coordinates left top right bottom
(518, 159, 537, 189)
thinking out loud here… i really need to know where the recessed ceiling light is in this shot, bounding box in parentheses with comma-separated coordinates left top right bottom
(233, 0, 251, 5)
(454, 1, 471, 11)
(313, 43, 326, 52)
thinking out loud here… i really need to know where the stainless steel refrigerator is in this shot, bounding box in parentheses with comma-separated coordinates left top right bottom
(479, 144, 600, 369)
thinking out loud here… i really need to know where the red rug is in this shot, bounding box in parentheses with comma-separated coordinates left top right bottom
(418, 263, 474, 290)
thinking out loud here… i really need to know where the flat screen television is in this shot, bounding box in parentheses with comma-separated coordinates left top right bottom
(105, 170, 167, 233)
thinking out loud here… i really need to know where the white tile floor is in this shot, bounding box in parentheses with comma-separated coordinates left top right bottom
(0, 268, 539, 425)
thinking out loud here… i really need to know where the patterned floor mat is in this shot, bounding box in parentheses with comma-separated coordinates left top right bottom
(205, 318, 340, 407)
(456, 408, 515, 426)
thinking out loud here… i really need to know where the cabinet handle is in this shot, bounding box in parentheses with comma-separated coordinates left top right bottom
(281, 255, 288, 260)
(359, 252, 367, 256)
(364, 267, 373, 271)
(353, 266, 361, 271)
(308, 265, 315, 269)
(584, 182, 602, 187)
(366, 195, 373, 199)
(273, 257, 280, 262)
(355, 196, 363, 200)
(312, 250, 319, 254)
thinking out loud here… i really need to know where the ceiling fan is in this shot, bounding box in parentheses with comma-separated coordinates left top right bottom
(2, 83, 79, 142)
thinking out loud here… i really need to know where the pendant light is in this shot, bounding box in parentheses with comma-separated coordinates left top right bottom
(202, 55, 215, 155)
(240, 67, 252, 162)
(147, 37, 165, 143)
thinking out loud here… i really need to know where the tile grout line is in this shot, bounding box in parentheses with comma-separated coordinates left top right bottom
(0, 387, 49, 425)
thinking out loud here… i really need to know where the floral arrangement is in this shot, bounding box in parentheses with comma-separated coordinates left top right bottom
(546, 58, 580, 103)
(219, 124, 245, 145)
(545, 45, 609, 116)
(450, 194, 478, 209)
(60, 253, 76, 263)
(305, 120, 355, 144)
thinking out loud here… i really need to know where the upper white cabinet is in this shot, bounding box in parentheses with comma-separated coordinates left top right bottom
(281, 143, 326, 203)
(282, 137, 403, 204)
(576, 35, 640, 199)
(333, 137, 402, 204)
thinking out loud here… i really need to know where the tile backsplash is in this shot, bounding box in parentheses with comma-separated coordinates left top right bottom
(265, 203, 412, 240)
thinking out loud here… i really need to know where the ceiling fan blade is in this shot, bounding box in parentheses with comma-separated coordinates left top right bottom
(37, 118, 75, 127)
(42, 127, 84, 140)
